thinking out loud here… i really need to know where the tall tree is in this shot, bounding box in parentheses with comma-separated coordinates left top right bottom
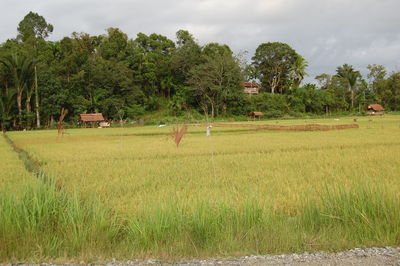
(367, 64, 387, 102)
(171, 30, 202, 85)
(131, 33, 175, 97)
(189, 43, 243, 118)
(98, 28, 128, 61)
(289, 55, 308, 87)
(252, 42, 298, 94)
(315, 73, 332, 90)
(0, 65, 15, 131)
(384, 72, 400, 110)
(336, 64, 361, 108)
(17, 11, 54, 127)
(17, 12, 53, 42)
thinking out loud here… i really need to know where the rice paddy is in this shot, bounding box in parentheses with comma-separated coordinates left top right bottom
(1, 115, 399, 261)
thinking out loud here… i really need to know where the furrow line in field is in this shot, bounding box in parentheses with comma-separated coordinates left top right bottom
(2, 134, 48, 181)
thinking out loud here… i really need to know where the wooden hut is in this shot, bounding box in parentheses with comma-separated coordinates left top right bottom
(244, 82, 261, 95)
(247, 111, 264, 120)
(367, 104, 384, 116)
(79, 113, 105, 127)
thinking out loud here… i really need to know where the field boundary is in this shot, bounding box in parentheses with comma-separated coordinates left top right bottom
(2, 133, 42, 176)
(207, 123, 359, 131)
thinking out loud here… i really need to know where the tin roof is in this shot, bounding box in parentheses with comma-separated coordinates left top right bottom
(368, 104, 384, 111)
(79, 113, 105, 122)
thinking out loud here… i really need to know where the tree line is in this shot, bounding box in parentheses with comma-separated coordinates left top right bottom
(1, 12, 399, 130)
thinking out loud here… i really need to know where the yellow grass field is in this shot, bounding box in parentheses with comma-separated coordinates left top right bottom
(0, 134, 38, 191)
(1, 115, 400, 260)
(6, 115, 400, 215)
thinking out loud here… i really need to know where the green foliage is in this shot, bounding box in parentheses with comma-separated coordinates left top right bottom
(1, 11, 400, 130)
(188, 43, 244, 118)
(382, 72, 400, 110)
(98, 28, 128, 61)
(17, 11, 53, 42)
(252, 42, 298, 93)
(126, 104, 145, 119)
(249, 93, 289, 117)
(168, 88, 187, 116)
(336, 64, 361, 108)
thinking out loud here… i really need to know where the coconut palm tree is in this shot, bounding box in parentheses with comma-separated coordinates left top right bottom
(289, 55, 308, 88)
(336, 64, 361, 108)
(0, 53, 35, 127)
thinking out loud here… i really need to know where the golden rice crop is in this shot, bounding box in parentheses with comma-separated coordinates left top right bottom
(0, 134, 38, 191)
(1, 115, 400, 260)
(6, 115, 400, 216)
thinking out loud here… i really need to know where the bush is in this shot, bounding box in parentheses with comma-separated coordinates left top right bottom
(249, 93, 289, 116)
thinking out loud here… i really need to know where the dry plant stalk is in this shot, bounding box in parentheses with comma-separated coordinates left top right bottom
(58, 108, 68, 136)
(171, 124, 188, 147)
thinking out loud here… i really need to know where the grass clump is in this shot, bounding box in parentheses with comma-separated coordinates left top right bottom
(0, 177, 119, 261)
(0, 183, 399, 261)
(123, 186, 400, 257)
(299, 186, 400, 250)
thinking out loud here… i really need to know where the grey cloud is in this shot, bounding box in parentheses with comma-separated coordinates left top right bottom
(1, 0, 399, 81)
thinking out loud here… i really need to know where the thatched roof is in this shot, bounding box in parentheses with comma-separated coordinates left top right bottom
(248, 112, 264, 117)
(79, 113, 105, 122)
(368, 104, 384, 111)
(244, 82, 261, 88)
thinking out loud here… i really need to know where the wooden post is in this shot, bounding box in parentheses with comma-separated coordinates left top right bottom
(58, 108, 68, 136)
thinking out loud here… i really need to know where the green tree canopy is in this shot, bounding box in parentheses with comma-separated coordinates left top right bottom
(17, 11, 53, 42)
(189, 43, 244, 118)
(252, 42, 298, 94)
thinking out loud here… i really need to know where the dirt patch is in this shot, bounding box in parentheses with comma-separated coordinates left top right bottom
(210, 123, 359, 131)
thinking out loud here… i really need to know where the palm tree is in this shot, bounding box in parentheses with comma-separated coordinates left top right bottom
(0, 87, 16, 132)
(289, 55, 308, 88)
(0, 53, 35, 127)
(336, 64, 361, 108)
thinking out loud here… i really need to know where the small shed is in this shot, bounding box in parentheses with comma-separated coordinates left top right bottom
(367, 104, 384, 116)
(244, 82, 261, 95)
(79, 113, 105, 127)
(247, 112, 264, 120)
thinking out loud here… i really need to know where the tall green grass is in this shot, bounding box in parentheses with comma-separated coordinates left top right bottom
(0, 177, 119, 261)
(1, 181, 399, 261)
(300, 186, 400, 249)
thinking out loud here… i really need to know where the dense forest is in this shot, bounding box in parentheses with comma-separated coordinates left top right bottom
(1, 12, 399, 130)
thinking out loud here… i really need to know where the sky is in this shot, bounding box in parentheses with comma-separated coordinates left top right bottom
(1, 0, 399, 82)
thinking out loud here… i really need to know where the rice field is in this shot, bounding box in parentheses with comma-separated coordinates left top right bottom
(0, 134, 38, 191)
(1, 115, 400, 261)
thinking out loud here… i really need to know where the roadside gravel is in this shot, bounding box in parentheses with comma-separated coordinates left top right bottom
(108, 247, 400, 265)
(5, 247, 399, 265)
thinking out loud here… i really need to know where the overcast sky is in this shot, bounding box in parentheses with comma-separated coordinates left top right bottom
(1, 0, 399, 82)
